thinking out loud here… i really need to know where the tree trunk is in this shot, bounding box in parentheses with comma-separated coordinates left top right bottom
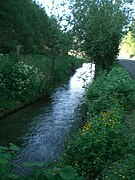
(94, 61, 101, 78)
(16, 45, 21, 57)
(51, 48, 55, 81)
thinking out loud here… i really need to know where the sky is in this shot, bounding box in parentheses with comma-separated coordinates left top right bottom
(35, 0, 71, 29)
(35, 0, 68, 16)
(36, 0, 135, 29)
(36, 0, 135, 17)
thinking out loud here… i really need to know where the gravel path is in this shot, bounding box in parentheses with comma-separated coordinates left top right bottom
(118, 59, 135, 80)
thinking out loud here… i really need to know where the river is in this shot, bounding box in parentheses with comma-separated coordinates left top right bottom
(0, 63, 95, 175)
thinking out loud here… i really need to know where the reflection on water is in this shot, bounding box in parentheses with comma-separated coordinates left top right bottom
(0, 63, 95, 175)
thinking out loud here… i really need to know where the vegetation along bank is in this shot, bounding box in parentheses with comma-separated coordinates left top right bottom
(0, 54, 82, 118)
(1, 64, 135, 180)
(62, 64, 135, 179)
(0, 0, 83, 118)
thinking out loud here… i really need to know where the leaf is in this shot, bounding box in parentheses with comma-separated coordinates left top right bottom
(44, 171, 55, 180)
(25, 176, 35, 180)
(37, 174, 48, 180)
(53, 167, 61, 172)
(53, 174, 63, 180)
(59, 166, 77, 180)
(32, 169, 41, 178)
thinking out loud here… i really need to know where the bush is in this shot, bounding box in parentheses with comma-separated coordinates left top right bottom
(0, 144, 19, 180)
(101, 155, 135, 180)
(7, 61, 46, 101)
(87, 67, 135, 116)
(0, 60, 46, 111)
(62, 107, 126, 178)
(0, 55, 82, 116)
(0, 144, 84, 180)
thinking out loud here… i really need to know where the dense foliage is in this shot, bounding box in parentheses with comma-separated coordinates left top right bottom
(69, 0, 133, 71)
(0, 0, 71, 56)
(0, 145, 83, 180)
(131, 20, 135, 40)
(0, 55, 82, 117)
(62, 66, 135, 179)
(87, 66, 135, 115)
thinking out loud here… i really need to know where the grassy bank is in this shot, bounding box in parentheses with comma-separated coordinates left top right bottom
(0, 54, 82, 118)
(61, 65, 135, 179)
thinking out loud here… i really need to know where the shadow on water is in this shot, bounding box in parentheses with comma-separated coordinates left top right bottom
(0, 63, 95, 176)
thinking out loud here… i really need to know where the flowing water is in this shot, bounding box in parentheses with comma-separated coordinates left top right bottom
(0, 63, 95, 175)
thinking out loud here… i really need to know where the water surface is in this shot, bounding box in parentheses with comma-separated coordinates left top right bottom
(0, 63, 95, 175)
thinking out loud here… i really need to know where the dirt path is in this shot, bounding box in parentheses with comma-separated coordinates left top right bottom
(118, 59, 135, 80)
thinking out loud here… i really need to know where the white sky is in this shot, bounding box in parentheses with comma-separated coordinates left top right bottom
(36, 0, 135, 18)
(36, 0, 71, 29)
(36, 0, 68, 16)
(36, 0, 135, 29)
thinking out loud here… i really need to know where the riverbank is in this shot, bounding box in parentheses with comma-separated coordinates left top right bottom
(0, 54, 83, 118)
(61, 64, 135, 179)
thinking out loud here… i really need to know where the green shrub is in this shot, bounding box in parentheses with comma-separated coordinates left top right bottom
(0, 144, 83, 180)
(0, 60, 46, 112)
(0, 144, 19, 180)
(87, 67, 135, 116)
(62, 107, 126, 178)
(101, 155, 135, 180)
(25, 165, 83, 180)
(8, 61, 46, 101)
(0, 55, 82, 115)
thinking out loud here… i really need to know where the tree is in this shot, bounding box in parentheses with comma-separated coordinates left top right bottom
(46, 16, 72, 81)
(0, 0, 51, 55)
(69, 0, 133, 73)
(131, 20, 135, 42)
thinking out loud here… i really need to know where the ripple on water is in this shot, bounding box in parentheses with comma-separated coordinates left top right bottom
(0, 63, 95, 176)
